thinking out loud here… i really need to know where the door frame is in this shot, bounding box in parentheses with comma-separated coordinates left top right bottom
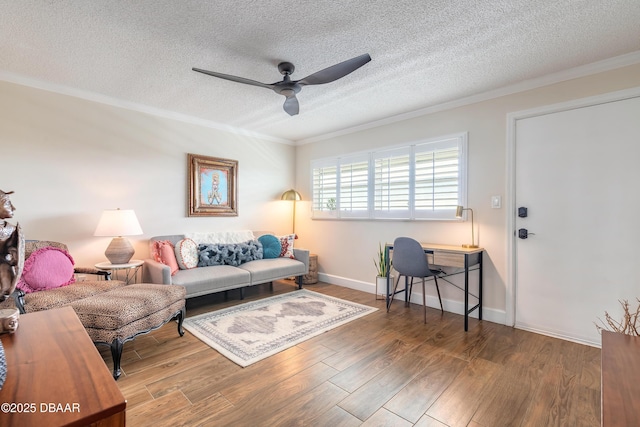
(505, 86, 640, 327)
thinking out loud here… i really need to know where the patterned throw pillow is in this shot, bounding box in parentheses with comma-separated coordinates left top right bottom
(198, 240, 263, 267)
(278, 234, 296, 259)
(174, 238, 198, 270)
(16, 247, 76, 293)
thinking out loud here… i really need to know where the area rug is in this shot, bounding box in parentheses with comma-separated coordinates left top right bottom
(183, 289, 378, 367)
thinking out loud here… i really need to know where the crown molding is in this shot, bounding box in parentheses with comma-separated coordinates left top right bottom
(3, 50, 639, 147)
(0, 71, 294, 146)
(296, 50, 640, 145)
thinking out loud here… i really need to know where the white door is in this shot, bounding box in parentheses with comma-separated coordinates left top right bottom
(513, 93, 640, 346)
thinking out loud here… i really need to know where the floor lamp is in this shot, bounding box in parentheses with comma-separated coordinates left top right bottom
(281, 189, 301, 235)
(456, 205, 479, 248)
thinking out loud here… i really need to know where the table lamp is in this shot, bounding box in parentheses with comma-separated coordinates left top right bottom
(280, 189, 301, 235)
(455, 205, 479, 248)
(94, 208, 143, 264)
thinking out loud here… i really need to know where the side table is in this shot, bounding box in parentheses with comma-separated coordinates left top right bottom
(301, 254, 318, 285)
(95, 259, 143, 285)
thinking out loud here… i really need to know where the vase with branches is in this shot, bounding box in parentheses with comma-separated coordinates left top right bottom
(595, 298, 640, 336)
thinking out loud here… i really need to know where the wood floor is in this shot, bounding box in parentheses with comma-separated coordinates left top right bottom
(100, 281, 601, 427)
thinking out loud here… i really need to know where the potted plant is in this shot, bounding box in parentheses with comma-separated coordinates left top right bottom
(374, 242, 393, 300)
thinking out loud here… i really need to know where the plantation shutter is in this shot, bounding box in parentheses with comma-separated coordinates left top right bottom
(339, 155, 369, 218)
(414, 137, 464, 219)
(373, 147, 411, 218)
(311, 160, 338, 218)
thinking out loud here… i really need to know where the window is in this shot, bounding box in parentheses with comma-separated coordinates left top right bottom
(311, 133, 467, 220)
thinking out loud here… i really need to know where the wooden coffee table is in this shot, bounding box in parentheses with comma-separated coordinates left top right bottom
(0, 306, 126, 427)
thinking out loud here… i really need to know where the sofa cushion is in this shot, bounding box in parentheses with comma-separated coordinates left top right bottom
(198, 240, 263, 267)
(21, 280, 126, 313)
(171, 266, 251, 297)
(17, 247, 76, 294)
(239, 258, 306, 283)
(258, 234, 281, 259)
(175, 238, 198, 270)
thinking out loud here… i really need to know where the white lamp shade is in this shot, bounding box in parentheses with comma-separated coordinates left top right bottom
(94, 209, 143, 237)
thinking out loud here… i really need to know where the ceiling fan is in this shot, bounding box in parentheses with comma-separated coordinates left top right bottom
(192, 53, 371, 116)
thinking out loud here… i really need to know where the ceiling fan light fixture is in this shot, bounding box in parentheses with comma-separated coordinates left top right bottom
(193, 53, 371, 116)
(278, 87, 298, 97)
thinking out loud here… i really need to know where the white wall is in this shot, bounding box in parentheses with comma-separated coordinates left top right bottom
(3, 62, 640, 325)
(1, 81, 297, 266)
(294, 63, 640, 323)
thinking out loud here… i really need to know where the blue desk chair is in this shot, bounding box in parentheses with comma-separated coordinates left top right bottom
(389, 237, 443, 323)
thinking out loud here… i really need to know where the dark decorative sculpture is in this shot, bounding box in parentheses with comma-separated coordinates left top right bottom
(0, 189, 24, 333)
(0, 189, 24, 390)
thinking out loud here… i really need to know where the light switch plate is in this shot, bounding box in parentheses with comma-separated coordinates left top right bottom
(491, 195, 501, 209)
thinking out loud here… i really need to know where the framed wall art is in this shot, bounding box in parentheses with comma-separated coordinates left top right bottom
(188, 153, 238, 217)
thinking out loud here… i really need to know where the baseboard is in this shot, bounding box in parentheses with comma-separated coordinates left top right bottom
(317, 273, 507, 325)
(515, 322, 601, 348)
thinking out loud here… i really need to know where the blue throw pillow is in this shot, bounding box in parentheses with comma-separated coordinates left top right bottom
(258, 234, 281, 259)
(198, 240, 263, 267)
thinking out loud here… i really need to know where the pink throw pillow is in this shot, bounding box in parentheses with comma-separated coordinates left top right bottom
(151, 240, 169, 263)
(17, 247, 76, 294)
(154, 240, 179, 276)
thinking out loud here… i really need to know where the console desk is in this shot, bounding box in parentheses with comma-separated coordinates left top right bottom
(385, 242, 483, 331)
(0, 306, 126, 427)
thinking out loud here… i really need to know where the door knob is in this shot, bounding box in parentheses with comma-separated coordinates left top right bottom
(518, 228, 536, 239)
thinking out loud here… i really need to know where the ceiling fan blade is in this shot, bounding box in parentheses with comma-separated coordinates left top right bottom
(192, 67, 273, 89)
(297, 53, 371, 86)
(283, 94, 299, 116)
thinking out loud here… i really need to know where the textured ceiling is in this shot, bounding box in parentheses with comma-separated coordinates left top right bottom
(2, 0, 640, 143)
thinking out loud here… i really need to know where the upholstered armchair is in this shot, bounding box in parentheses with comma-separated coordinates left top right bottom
(1, 239, 186, 380)
(3, 240, 119, 314)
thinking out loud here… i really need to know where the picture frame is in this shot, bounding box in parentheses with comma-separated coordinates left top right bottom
(188, 153, 238, 217)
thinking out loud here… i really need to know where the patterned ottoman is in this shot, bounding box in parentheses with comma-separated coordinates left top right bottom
(70, 283, 186, 379)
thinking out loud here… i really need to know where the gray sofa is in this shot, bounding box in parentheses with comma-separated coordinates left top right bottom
(142, 234, 310, 299)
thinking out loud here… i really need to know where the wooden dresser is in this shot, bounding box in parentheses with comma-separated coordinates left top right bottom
(601, 330, 640, 426)
(0, 306, 126, 427)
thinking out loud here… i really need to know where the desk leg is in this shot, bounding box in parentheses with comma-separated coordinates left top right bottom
(464, 254, 469, 331)
(385, 245, 391, 311)
(479, 251, 483, 321)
